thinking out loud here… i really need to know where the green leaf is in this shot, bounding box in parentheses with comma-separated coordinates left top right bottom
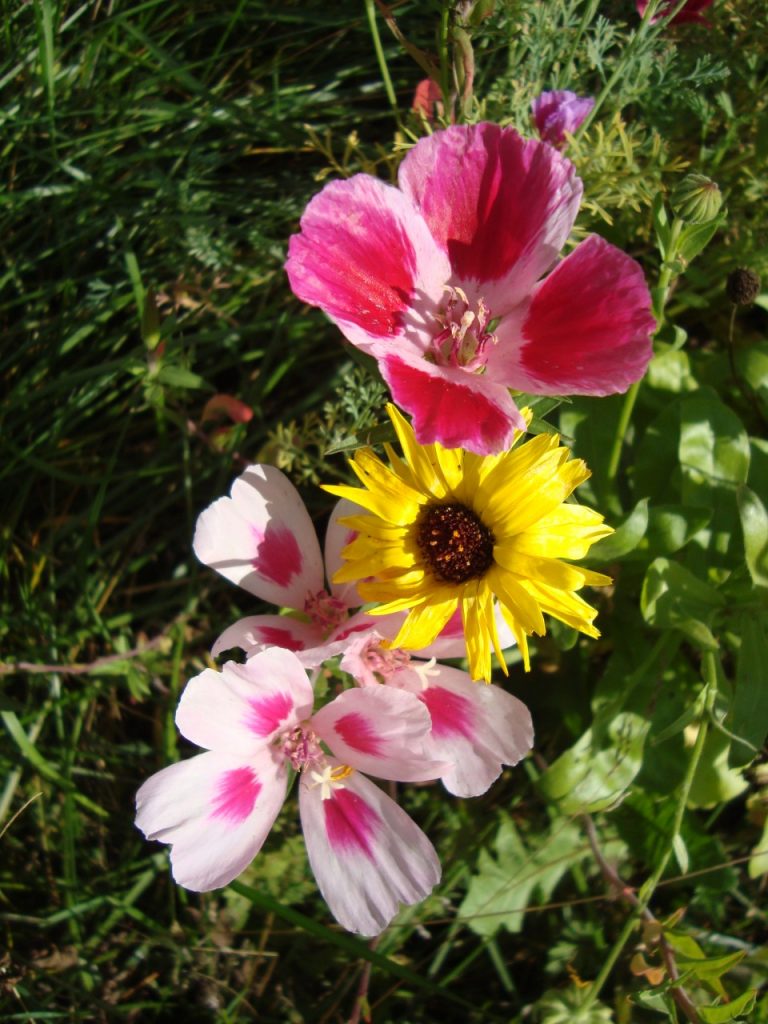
(698, 989, 757, 1023)
(687, 727, 748, 809)
(646, 505, 711, 555)
(728, 612, 768, 767)
(641, 557, 724, 648)
(674, 950, 745, 981)
(155, 364, 209, 390)
(538, 712, 650, 814)
(646, 348, 696, 394)
(748, 817, 768, 879)
(459, 818, 588, 937)
(588, 498, 648, 561)
(737, 485, 768, 588)
(679, 392, 750, 490)
(677, 212, 726, 264)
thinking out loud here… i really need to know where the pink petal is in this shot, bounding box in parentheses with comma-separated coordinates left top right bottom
(392, 664, 534, 797)
(286, 174, 450, 350)
(501, 235, 655, 396)
(135, 748, 287, 891)
(211, 615, 323, 658)
(175, 650, 314, 754)
(637, 0, 713, 24)
(379, 350, 524, 455)
(299, 766, 441, 935)
(193, 465, 324, 611)
(398, 123, 582, 312)
(312, 685, 446, 782)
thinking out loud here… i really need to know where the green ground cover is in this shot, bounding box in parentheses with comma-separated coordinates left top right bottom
(1, 1, 767, 1020)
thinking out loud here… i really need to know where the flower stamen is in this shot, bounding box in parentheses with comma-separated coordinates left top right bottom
(417, 503, 495, 584)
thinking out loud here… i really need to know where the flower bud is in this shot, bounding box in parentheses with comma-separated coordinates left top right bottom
(726, 268, 761, 306)
(669, 173, 722, 224)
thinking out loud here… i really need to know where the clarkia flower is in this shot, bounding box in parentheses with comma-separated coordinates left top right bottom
(193, 464, 385, 664)
(325, 404, 614, 683)
(341, 634, 534, 798)
(531, 90, 595, 149)
(636, 0, 713, 25)
(286, 122, 655, 456)
(135, 647, 443, 936)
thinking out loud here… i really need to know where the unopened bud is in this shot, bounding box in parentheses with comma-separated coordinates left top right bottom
(669, 174, 722, 224)
(726, 268, 761, 306)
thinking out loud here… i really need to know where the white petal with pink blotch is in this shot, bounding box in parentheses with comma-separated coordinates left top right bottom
(193, 464, 324, 610)
(299, 765, 441, 936)
(313, 685, 447, 782)
(393, 663, 534, 798)
(135, 747, 287, 891)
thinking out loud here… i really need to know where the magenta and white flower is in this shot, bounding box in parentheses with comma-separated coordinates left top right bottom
(340, 634, 533, 798)
(286, 122, 656, 455)
(193, 464, 391, 665)
(135, 647, 443, 936)
(531, 90, 595, 148)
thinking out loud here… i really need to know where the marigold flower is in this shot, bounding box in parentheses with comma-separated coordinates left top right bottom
(286, 122, 655, 455)
(531, 89, 595, 148)
(325, 405, 613, 683)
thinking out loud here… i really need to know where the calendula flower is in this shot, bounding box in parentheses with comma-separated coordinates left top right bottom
(286, 122, 655, 455)
(325, 405, 613, 683)
(531, 90, 595, 149)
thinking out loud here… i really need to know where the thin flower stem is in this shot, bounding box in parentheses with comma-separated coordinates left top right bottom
(364, 0, 401, 130)
(606, 380, 640, 483)
(579, 653, 719, 1013)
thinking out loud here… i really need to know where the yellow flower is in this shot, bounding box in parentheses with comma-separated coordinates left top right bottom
(324, 405, 613, 683)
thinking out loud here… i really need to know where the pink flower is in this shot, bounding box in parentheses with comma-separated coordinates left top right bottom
(193, 464, 389, 664)
(636, 0, 713, 24)
(286, 123, 655, 455)
(340, 635, 533, 798)
(135, 647, 443, 936)
(531, 90, 595, 148)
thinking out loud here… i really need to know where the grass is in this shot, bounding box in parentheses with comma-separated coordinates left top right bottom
(2, 1, 768, 1021)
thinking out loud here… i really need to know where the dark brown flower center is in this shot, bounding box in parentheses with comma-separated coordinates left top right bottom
(416, 503, 495, 584)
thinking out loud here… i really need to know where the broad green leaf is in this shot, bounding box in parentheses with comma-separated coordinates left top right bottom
(737, 485, 768, 588)
(646, 348, 696, 394)
(728, 612, 768, 767)
(687, 728, 748, 808)
(588, 498, 648, 561)
(679, 391, 750, 490)
(538, 712, 650, 814)
(646, 505, 711, 555)
(735, 340, 768, 407)
(674, 950, 745, 980)
(698, 989, 757, 1023)
(641, 557, 724, 648)
(559, 394, 625, 509)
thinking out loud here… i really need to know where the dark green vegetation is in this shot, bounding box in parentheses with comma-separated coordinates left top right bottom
(2, 1, 767, 1021)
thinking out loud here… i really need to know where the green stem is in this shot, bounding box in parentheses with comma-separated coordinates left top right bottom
(575, 0, 693, 139)
(579, 652, 719, 1012)
(606, 380, 640, 484)
(364, 0, 401, 130)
